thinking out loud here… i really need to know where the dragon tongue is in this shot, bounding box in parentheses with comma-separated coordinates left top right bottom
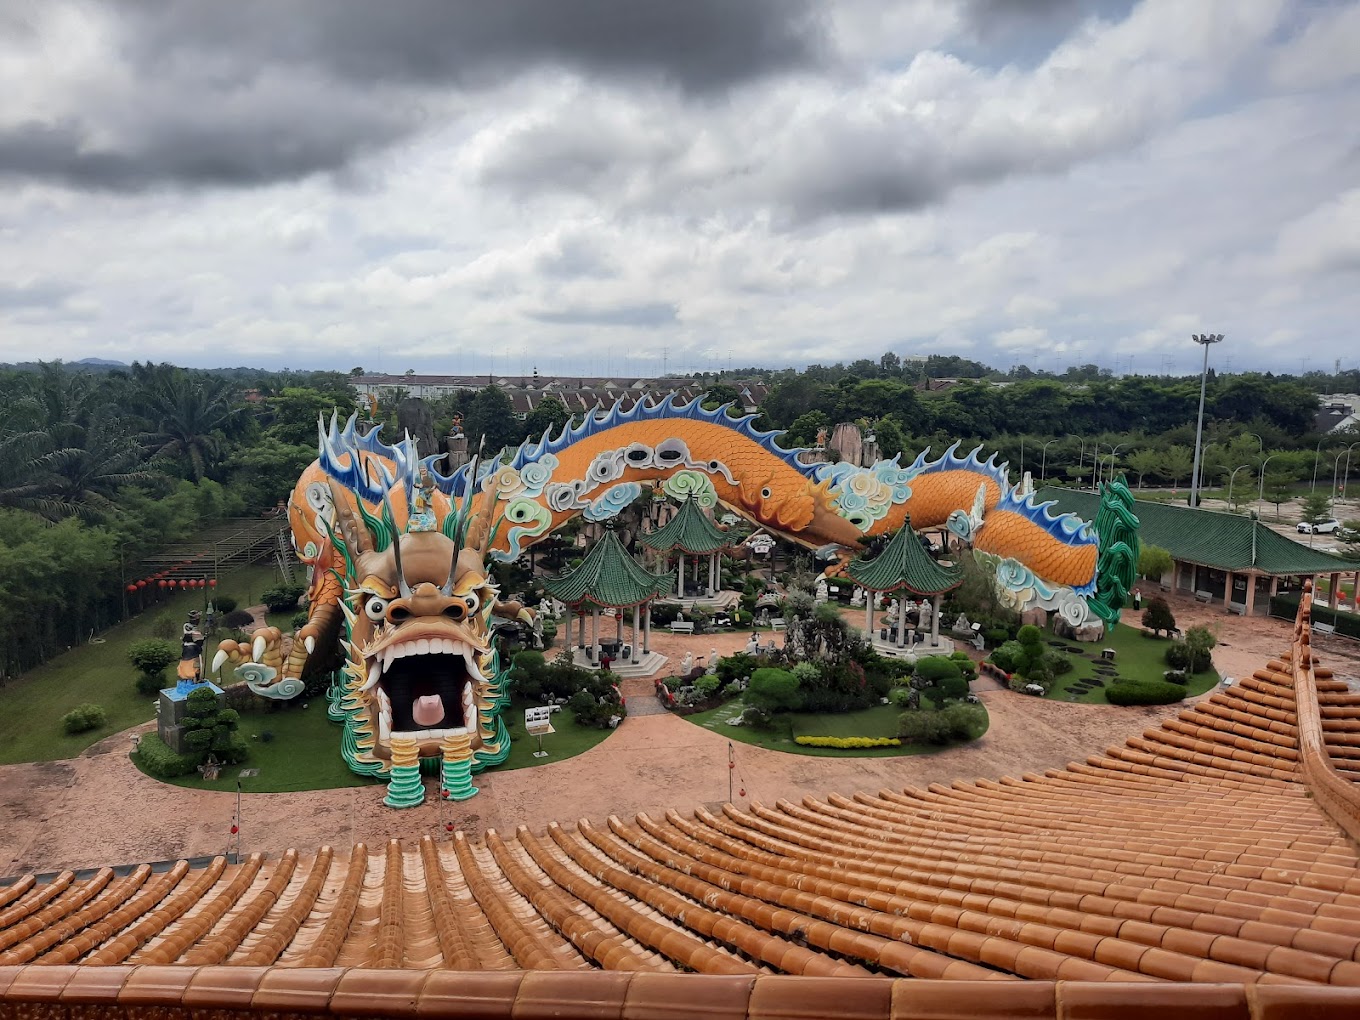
(412, 694, 445, 727)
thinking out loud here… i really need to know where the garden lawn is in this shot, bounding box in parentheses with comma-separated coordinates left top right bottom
(491, 699, 617, 771)
(0, 561, 289, 765)
(1043, 623, 1219, 705)
(683, 698, 989, 758)
(135, 703, 378, 793)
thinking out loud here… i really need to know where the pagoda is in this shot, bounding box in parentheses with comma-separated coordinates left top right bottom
(845, 518, 963, 656)
(638, 494, 729, 600)
(541, 525, 674, 676)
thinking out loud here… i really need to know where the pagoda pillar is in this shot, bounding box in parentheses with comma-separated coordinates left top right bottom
(677, 555, 685, 597)
(643, 603, 652, 654)
(930, 594, 942, 648)
(897, 596, 908, 648)
(1244, 573, 1257, 617)
(864, 597, 873, 638)
(577, 610, 586, 651)
(631, 604, 640, 663)
(591, 607, 600, 664)
(1224, 570, 1235, 612)
(1330, 573, 1341, 609)
(708, 553, 717, 596)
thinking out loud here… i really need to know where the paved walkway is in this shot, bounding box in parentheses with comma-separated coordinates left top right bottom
(3, 596, 1357, 878)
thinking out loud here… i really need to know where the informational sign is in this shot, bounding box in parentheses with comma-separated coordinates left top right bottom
(525, 706, 555, 758)
(524, 706, 554, 735)
(747, 534, 775, 554)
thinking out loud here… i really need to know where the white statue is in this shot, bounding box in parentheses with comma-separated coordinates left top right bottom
(918, 599, 933, 627)
(679, 651, 693, 675)
(850, 587, 864, 607)
(814, 578, 829, 603)
(745, 633, 761, 654)
(709, 647, 719, 669)
(953, 612, 971, 634)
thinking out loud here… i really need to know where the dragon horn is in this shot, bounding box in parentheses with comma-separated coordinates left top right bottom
(442, 441, 484, 595)
(383, 494, 413, 599)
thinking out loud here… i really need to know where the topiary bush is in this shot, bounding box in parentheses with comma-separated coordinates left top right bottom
(62, 703, 106, 734)
(991, 640, 1027, 674)
(261, 584, 306, 614)
(747, 667, 802, 714)
(914, 656, 962, 685)
(715, 652, 758, 686)
(134, 732, 203, 778)
(694, 674, 721, 699)
(1164, 640, 1192, 671)
(1106, 678, 1185, 706)
(136, 672, 166, 697)
(1183, 625, 1217, 673)
(291, 610, 310, 630)
(128, 639, 178, 680)
(224, 609, 255, 629)
(212, 595, 239, 614)
(898, 702, 986, 745)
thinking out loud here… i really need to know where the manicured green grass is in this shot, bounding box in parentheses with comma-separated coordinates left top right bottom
(1042, 623, 1219, 705)
(683, 697, 989, 757)
(135, 703, 379, 793)
(0, 561, 289, 765)
(491, 699, 618, 771)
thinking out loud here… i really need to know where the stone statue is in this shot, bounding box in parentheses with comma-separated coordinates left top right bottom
(745, 633, 761, 654)
(710, 648, 719, 669)
(953, 612, 971, 634)
(850, 587, 864, 607)
(679, 652, 693, 675)
(814, 578, 829, 604)
(918, 599, 933, 628)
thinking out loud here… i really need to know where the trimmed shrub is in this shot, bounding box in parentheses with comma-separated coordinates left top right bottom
(128, 639, 178, 679)
(747, 667, 802, 713)
(1041, 650, 1073, 676)
(897, 701, 986, 745)
(1184, 625, 1217, 673)
(715, 652, 758, 686)
(1106, 678, 1185, 706)
(134, 732, 202, 778)
(1142, 597, 1176, 637)
(794, 735, 901, 748)
(62, 703, 106, 734)
(1165, 640, 1192, 670)
(136, 672, 166, 697)
(291, 610, 310, 630)
(261, 584, 306, 613)
(212, 595, 239, 614)
(914, 656, 962, 685)
(224, 609, 255, 629)
(991, 640, 1027, 674)
(889, 687, 915, 708)
(694, 675, 721, 699)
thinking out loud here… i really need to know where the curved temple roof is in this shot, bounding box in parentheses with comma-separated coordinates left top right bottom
(637, 495, 729, 555)
(1, 592, 1359, 1018)
(539, 526, 675, 609)
(844, 519, 964, 595)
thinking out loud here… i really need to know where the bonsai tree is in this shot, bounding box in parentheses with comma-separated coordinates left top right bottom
(1141, 596, 1176, 637)
(180, 686, 246, 764)
(128, 638, 179, 696)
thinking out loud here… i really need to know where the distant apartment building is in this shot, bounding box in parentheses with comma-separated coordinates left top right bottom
(350, 374, 768, 420)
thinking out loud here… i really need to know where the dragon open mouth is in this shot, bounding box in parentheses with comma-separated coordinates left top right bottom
(363, 638, 483, 744)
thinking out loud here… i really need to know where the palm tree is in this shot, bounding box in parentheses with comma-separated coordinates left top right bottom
(0, 398, 81, 519)
(135, 366, 249, 481)
(49, 408, 157, 516)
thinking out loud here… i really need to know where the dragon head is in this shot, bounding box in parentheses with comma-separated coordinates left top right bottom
(330, 479, 505, 764)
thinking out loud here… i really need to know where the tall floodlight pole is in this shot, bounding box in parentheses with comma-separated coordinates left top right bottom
(1188, 334, 1224, 508)
(1227, 464, 1249, 511)
(1257, 452, 1279, 519)
(1311, 438, 1325, 494)
(1040, 439, 1058, 483)
(1066, 434, 1085, 489)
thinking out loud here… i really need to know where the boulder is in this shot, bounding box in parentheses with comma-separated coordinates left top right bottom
(1055, 617, 1105, 643)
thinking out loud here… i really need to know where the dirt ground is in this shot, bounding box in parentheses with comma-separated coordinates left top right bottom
(3, 592, 1357, 878)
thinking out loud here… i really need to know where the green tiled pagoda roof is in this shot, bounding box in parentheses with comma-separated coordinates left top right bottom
(540, 527, 675, 608)
(637, 496, 729, 554)
(1035, 486, 1360, 576)
(844, 519, 964, 595)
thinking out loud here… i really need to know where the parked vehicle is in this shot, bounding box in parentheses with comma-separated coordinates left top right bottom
(1297, 519, 1341, 534)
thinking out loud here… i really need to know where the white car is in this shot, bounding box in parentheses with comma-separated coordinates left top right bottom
(1296, 519, 1341, 534)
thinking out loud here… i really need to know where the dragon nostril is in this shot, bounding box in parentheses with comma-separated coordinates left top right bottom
(388, 606, 411, 623)
(444, 604, 464, 620)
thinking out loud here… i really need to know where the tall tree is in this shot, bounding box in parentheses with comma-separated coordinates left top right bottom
(134, 366, 249, 482)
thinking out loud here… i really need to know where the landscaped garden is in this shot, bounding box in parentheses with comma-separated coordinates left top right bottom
(665, 591, 989, 757)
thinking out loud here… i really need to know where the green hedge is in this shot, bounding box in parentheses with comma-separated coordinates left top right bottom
(1106, 678, 1186, 706)
(134, 732, 203, 778)
(61, 703, 106, 734)
(1270, 594, 1360, 639)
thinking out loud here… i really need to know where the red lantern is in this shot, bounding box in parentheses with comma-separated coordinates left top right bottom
(126, 584, 137, 593)
(445, 822, 454, 832)
(739, 788, 746, 797)
(158, 580, 167, 589)
(230, 824, 239, 835)
(136, 580, 147, 589)
(208, 579, 218, 588)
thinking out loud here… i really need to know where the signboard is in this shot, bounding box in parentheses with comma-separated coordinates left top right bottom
(747, 535, 775, 554)
(525, 706, 554, 758)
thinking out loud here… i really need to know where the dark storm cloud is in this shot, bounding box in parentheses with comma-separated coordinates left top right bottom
(3, 1, 825, 193)
(126, 0, 827, 93)
(527, 302, 677, 327)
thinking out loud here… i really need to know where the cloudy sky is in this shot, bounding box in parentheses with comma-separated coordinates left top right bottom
(1, 0, 1357, 377)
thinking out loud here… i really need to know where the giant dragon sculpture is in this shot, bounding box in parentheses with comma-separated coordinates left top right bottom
(217, 394, 1121, 806)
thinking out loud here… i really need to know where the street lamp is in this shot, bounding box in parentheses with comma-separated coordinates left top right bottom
(1311, 437, 1325, 494)
(1227, 464, 1250, 511)
(1342, 442, 1360, 501)
(1188, 333, 1224, 508)
(1066, 434, 1086, 489)
(1102, 442, 1128, 490)
(1040, 439, 1059, 484)
(1257, 452, 1279, 519)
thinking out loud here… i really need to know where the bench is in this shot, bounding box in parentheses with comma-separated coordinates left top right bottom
(1194, 591, 1213, 604)
(669, 621, 695, 635)
(1314, 622, 1336, 636)
(1226, 603, 1245, 615)
(769, 618, 786, 631)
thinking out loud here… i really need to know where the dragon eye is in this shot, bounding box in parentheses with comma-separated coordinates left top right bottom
(463, 591, 481, 615)
(761, 486, 772, 499)
(364, 597, 388, 621)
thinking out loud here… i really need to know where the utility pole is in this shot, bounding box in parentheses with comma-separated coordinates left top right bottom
(1188, 334, 1224, 508)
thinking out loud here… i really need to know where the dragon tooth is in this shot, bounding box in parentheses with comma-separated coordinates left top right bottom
(304, 635, 316, 654)
(211, 649, 228, 673)
(361, 657, 383, 692)
(252, 634, 267, 662)
(464, 652, 486, 684)
(416, 638, 431, 656)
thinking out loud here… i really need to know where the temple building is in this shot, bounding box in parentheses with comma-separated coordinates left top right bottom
(638, 494, 729, 601)
(539, 525, 672, 677)
(845, 519, 963, 656)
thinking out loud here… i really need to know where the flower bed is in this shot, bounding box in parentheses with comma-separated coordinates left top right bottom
(794, 735, 902, 748)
